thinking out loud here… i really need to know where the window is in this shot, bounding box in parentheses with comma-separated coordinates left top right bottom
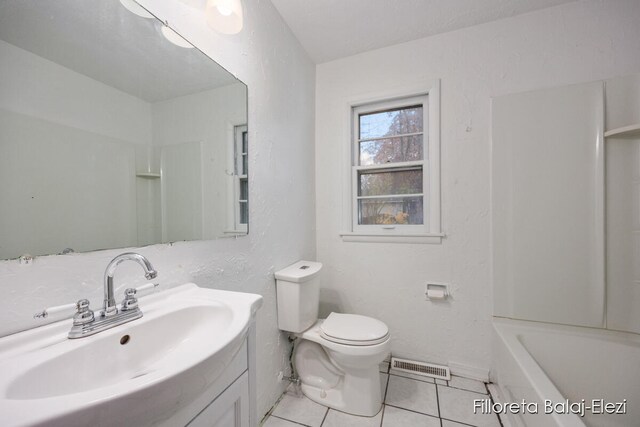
(228, 124, 248, 233)
(343, 83, 441, 243)
(235, 125, 248, 230)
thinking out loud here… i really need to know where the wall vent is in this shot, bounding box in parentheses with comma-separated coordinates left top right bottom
(391, 357, 451, 380)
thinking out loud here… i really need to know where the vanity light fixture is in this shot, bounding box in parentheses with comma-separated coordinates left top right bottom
(119, 0, 153, 19)
(206, 0, 244, 34)
(178, 0, 244, 35)
(179, 0, 206, 8)
(160, 24, 195, 49)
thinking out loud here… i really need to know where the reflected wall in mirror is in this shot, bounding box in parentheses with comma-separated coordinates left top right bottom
(0, 0, 248, 260)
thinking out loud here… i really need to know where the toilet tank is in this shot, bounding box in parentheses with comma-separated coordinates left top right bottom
(275, 260, 322, 333)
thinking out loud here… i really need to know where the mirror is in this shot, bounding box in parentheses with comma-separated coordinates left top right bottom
(0, 0, 248, 260)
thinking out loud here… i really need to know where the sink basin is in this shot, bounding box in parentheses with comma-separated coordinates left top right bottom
(0, 283, 262, 426)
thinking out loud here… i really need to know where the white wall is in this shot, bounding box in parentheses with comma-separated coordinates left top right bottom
(0, 0, 315, 419)
(315, 0, 640, 377)
(0, 40, 152, 146)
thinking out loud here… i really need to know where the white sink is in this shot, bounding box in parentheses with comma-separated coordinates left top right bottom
(0, 283, 262, 426)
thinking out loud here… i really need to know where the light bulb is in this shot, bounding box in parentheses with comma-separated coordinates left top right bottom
(206, 0, 243, 34)
(178, 0, 206, 8)
(217, 5, 233, 16)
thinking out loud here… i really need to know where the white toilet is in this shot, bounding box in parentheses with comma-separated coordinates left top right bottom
(275, 260, 390, 417)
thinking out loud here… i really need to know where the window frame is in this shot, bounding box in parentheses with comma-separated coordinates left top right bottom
(341, 80, 442, 244)
(225, 123, 248, 234)
(234, 125, 248, 232)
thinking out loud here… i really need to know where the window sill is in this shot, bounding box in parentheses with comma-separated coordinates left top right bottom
(339, 232, 444, 244)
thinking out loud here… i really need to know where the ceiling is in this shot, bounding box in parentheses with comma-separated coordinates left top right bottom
(0, 0, 239, 102)
(271, 0, 579, 63)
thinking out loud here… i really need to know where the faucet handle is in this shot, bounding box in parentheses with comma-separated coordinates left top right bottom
(33, 302, 76, 319)
(73, 299, 94, 326)
(135, 282, 159, 294)
(121, 288, 139, 311)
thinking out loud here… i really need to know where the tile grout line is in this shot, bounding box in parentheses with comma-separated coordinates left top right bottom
(444, 384, 489, 396)
(486, 383, 505, 427)
(379, 370, 391, 426)
(387, 371, 435, 384)
(269, 414, 313, 426)
(260, 390, 288, 425)
(384, 403, 441, 420)
(435, 383, 442, 420)
(318, 407, 329, 427)
(441, 417, 480, 427)
(438, 383, 443, 427)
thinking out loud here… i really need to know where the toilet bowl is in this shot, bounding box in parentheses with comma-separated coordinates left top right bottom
(275, 261, 391, 417)
(294, 315, 390, 416)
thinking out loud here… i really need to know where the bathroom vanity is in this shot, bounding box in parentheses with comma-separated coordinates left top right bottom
(0, 284, 262, 427)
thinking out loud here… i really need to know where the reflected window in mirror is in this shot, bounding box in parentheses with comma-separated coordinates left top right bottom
(231, 125, 248, 233)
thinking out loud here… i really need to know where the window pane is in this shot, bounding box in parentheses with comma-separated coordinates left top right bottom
(240, 201, 248, 224)
(359, 106, 423, 140)
(242, 154, 248, 175)
(240, 178, 248, 200)
(358, 196, 423, 225)
(359, 135, 423, 166)
(242, 131, 248, 153)
(359, 169, 422, 197)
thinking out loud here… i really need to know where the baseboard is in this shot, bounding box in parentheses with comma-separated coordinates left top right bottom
(448, 361, 490, 382)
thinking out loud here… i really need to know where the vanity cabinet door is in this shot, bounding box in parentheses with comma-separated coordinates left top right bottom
(188, 371, 249, 427)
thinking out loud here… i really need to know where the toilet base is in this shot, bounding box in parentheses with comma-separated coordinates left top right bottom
(300, 365, 383, 417)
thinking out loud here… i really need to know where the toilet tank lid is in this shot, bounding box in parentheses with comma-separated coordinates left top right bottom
(275, 260, 322, 283)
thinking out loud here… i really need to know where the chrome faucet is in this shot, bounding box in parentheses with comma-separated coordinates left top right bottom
(67, 252, 158, 339)
(103, 252, 157, 317)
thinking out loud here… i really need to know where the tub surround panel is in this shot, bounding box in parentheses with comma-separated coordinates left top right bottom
(0, 40, 150, 258)
(315, 0, 640, 375)
(494, 72, 640, 334)
(0, 0, 316, 419)
(492, 81, 605, 328)
(604, 74, 640, 335)
(606, 137, 640, 334)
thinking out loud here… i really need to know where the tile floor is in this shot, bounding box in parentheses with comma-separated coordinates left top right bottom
(262, 362, 503, 427)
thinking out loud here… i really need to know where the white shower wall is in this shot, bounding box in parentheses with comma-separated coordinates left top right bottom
(492, 81, 605, 328)
(0, 40, 151, 258)
(493, 73, 640, 334)
(605, 74, 640, 334)
(315, 0, 640, 377)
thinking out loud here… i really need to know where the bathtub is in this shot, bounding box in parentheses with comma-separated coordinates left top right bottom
(491, 318, 640, 427)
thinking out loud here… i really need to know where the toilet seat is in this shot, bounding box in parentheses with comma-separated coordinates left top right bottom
(319, 313, 389, 346)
